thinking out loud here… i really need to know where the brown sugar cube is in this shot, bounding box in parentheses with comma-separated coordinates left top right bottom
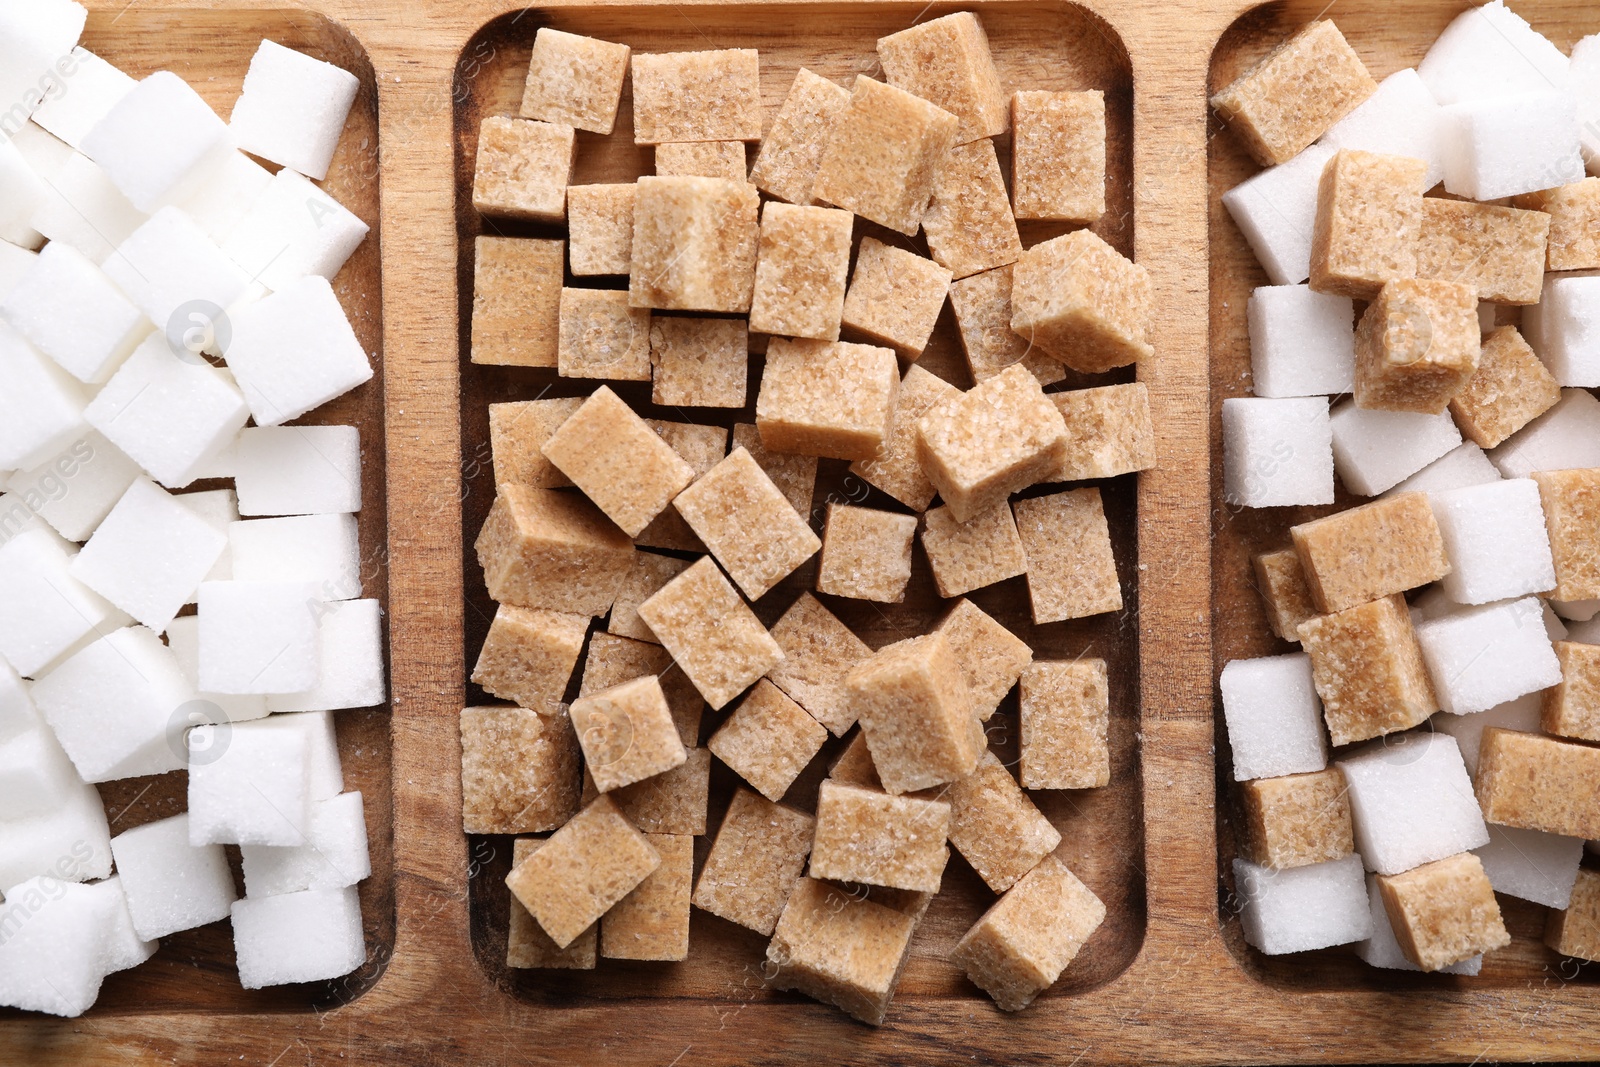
(750, 68, 850, 206)
(1047, 383, 1157, 483)
(1545, 867, 1600, 961)
(1377, 852, 1509, 972)
(1309, 150, 1427, 301)
(849, 365, 961, 512)
(608, 551, 690, 644)
(1238, 768, 1354, 869)
(876, 12, 1006, 143)
(840, 237, 952, 358)
(556, 287, 651, 382)
(936, 599, 1032, 722)
(1476, 727, 1600, 838)
(829, 730, 881, 788)
(673, 447, 820, 601)
(812, 76, 960, 237)
(1353, 278, 1481, 413)
(949, 265, 1066, 387)
(921, 502, 1027, 599)
(471, 237, 563, 368)
(947, 751, 1061, 893)
(507, 838, 598, 970)
(768, 592, 873, 735)
(732, 422, 817, 520)
(566, 184, 635, 276)
(637, 556, 784, 710)
(1542, 641, 1600, 741)
(584, 746, 712, 835)
(809, 779, 952, 893)
(505, 795, 661, 948)
(755, 337, 900, 461)
(629, 175, 759, 313)
(1290, 493, 1450, 613)
(1416, 199, 1550, 305)
(749, 203, 854, 341)
(948, 855, 1106, 1012)
(599, 833, 692, 961)
(709, 679, 828, 802)
(1010, 229, 1154, 373)
(1534, 468, 1600, 602)
(460, 706, 582, 834)
(541, 386, 694, 537)
(1209, 20, 1377, 167)
(1450, 325, 1560, 448)
(693, 787, 815, 935)
(475, 485, 636, 616)
(766, 876, 919, 1026)
(489, 397, 583, 490)
(650, 316, 748, 409)
(655, 140, 746, 181)
(580, 631, 704, 747)
(1011, 90, 1106, 224)
(1514, 179, 1600, 271)
(472, 115, 576, 223)
(634, 420, 730, 555)
(570, 675, 688, 792)
(1253, 546, 1318, 643)
(471, 605, 588, 714)
(1018, 659, 1109, 790)
(630, 49, 761, 145)
(1299, 594, 1437, 745)
(918, 364, 1067, 523)
(1013, 488, 1123, 624)
(520, 28, 630, 135)
(817, 503, 917, 604)
(922, 139, 1023, 280)
(847, 630, 984, 794)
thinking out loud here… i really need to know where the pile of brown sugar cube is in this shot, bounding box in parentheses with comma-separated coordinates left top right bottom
(458, 11, 1157, 1024)
(1215, 3, 1600, 975)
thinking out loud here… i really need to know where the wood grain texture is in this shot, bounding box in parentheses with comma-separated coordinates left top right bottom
(5, 0, 1600, 1063)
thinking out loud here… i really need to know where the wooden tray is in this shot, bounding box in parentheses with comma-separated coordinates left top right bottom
(9, 0, 1600, 1063)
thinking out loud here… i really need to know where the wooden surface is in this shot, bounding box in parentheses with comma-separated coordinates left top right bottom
(5, 0, 1600, 1063)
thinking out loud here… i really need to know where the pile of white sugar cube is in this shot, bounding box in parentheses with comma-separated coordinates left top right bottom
(0, 0, 383, 1017)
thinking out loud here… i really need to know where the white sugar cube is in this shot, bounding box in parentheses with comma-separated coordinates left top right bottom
(1356, 873, 1481, 973)
(1431, 695, 1544, 775)
(0, 240, 36, 298)
(0, 720, 82, 818)
(187, 716, 310, 846)
(1430, 479, 1556, 605)
(175, 488, 239, 585)
(30, 152, 146, 262)
(1418, 1, 1569, 105)
(1440, 92, 1585, 201)
(164, 614, 267, 724)
(1416, 597, 1561, 715)
(111, 812, 237, 939)
(70, 477, 228, 632)
(1320, 68, 1446, 189)
(1490, 389, 1600, 477)
(1473, 823, 1583, 909)
(241, 791, 370, 896)
(6, 431, 142, 542)
(1222, 397, 1334, 507)
(233, 425, 362, 517)
(1330, 401, 1463, 496)
(0, 526, 124, 677)
(173, 149, 272, 244)
(279, 710, 344, 801)
(0, 658, 35, 741)
(100, 206, 251, 335)
(1234, 853, 1371, 955)
(1522, 271, 1600, 387)
(197, 581, 320, 695)
(0, 778, 111, 893)
(0, 138, 48, 248)
(0, 0, 88, 125)
(0, 493, 38, 549)
(1246, 285, 1355, 397)
(85, 875, 159, 974)
(223, 168, 368, 292)
(32, 625, 191, 781)
(1572, 36, 1600, 173)
(84, 333, 250, 489)
(230, 514, 359, 600)
(1337, 732, 1489, 875)
(224, 276, 371, 427)
(1, 241, 148, 384)
(13, 123, 74, 183)
(0, 877, 115, 1018)
(230, 40, 361, 182)
(269, 599, 385, 714)
(1221, 142, 1336, 286)
(1558, 601, 1600, 628)
(1385, 441, 1501, 501)
(0, 324, 88, 472)
(80, 71, 230, 212)
(232, 885, 365, 989)
(30, 48, 136, 149)
(1219, 653, 1327, 781)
